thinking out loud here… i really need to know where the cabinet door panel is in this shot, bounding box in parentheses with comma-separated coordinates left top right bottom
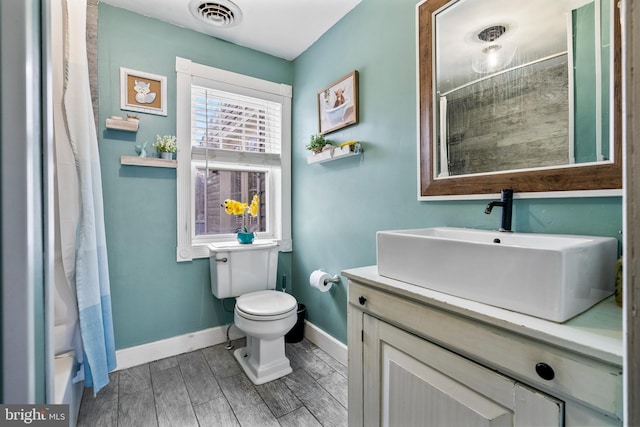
(364, 314, 563, 427)
(385, 351, 512, 427)
(514, 383, 565, 426)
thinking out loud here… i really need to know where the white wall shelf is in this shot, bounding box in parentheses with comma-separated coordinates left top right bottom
(307, 146, 362, 164)
(120, 155, 177, 168)
(106, 118, 139, 132)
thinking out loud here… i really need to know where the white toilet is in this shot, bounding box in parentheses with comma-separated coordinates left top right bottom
(209, 240, 298, 385)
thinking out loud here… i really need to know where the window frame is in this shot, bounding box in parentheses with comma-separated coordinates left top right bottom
(175, 57, 292, 261)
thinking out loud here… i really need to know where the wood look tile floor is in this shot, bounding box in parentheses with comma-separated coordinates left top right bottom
(77, 338, 348, 427)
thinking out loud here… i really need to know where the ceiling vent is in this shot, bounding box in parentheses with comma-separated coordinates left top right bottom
(189, 0, 242, 28)
(477, 25, 506, 42)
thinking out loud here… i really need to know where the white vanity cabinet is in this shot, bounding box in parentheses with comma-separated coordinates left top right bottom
(344, 266, 623, 427)
(362, 314, 563, 426)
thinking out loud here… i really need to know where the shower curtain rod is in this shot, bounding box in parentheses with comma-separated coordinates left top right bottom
(439, 51, 568, 97)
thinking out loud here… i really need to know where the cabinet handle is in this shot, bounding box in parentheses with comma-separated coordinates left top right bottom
(535, 362, 555, 380)
(358, 296, 367, 305)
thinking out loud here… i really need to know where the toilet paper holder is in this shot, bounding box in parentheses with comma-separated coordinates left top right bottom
(324, 274, 341, 285)
(309, 269, 341, 292)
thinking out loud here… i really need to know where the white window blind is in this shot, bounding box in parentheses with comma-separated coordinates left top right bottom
(191, 85, 282, 159)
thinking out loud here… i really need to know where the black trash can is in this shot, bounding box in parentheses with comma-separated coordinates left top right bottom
(285, 303, 306, 343)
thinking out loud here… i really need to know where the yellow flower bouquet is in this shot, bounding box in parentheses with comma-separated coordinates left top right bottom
(222, 195, 260, 244)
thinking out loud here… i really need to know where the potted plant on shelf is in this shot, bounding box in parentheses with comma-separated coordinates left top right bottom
(306, 134, 333, 154)
(153, 134, 177, 160)
(306, 134, 334, 163)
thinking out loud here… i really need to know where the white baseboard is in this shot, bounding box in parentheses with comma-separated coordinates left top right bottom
(303, 321, 348, 366)
(115, 320, 348, 371)
(115, 324, 244, 371)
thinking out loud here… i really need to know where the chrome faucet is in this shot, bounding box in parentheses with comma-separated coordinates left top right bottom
(485, 189, 514, 232)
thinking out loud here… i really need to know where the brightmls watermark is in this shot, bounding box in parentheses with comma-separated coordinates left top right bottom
(0, 405, 68, 426)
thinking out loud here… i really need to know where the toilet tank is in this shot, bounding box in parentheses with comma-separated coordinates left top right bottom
(209, 241, 279, 299)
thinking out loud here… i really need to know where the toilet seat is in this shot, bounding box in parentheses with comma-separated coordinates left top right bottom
(236, 290, 297, 321)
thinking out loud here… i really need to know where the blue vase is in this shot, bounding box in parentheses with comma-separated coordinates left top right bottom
(237, 231, 255, 244)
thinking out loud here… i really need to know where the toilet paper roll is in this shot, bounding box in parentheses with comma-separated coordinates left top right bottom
(309, 269, 333, 292)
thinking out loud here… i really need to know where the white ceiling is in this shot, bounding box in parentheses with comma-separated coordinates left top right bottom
(100, 0, 362, 60)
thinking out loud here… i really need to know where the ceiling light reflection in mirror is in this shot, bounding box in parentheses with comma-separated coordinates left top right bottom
(433, 0, 611, 178)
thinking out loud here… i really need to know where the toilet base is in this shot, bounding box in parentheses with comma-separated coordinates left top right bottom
(233, 335, 292, 385)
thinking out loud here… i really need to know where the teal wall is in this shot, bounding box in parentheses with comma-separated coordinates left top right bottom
(98, 4, 293, 349)
(574, 2, 598, 162)
(290, 0, 622, 344)
(573, 0, 611, 162)
(98, 0, 622, 351)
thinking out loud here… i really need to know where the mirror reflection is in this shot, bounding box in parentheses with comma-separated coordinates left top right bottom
(434, 0, 611, 178)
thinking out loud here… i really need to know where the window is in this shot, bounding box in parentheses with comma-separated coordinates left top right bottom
(194, 169, 266, 236)
(176, 57, 292, 261)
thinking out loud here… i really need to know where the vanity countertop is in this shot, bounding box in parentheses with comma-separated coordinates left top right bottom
(343, 265, 623, 367)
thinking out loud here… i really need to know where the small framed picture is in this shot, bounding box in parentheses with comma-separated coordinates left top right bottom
(317, 70, 358, 135)
(120, 67, 167, 116)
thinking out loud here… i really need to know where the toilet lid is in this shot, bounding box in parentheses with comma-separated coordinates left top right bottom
(236, 290, 297, 317)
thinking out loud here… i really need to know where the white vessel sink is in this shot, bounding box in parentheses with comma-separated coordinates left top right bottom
(376, 227, 618, 322)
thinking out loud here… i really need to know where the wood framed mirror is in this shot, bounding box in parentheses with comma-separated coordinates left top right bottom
(418, 0, 621, 198)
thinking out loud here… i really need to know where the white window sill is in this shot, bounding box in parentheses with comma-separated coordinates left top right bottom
(178, 238, 292, 261)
